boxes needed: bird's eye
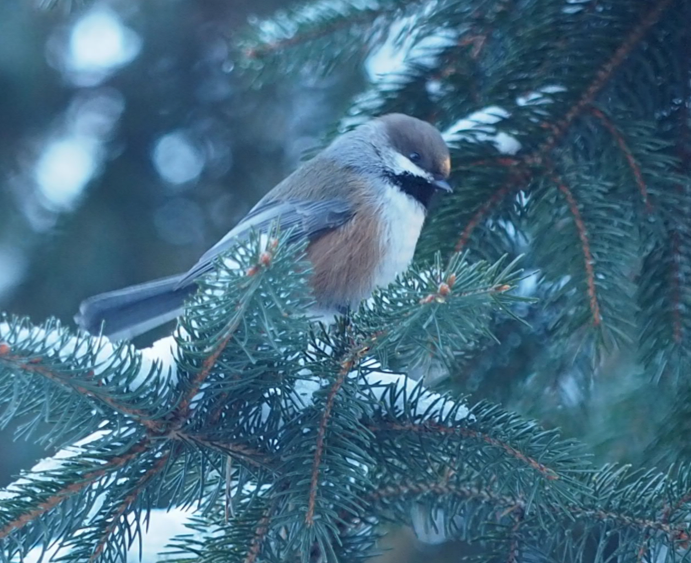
[409,152,421,163]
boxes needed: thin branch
[455,177,521,252]
[463,0,515,61]
[175,431,271,469]
[548,169,602,327]
[243,10,384,60]
[244,498,278,563]
[370,479,691,546]
[373,421,559,481]
[506,507,525,563]
[536,0,676,156]
[173,248,273,421]
[0,345,163,433]
[668,28,691,347]
[88,445,177,562]
[305,343,371,526]
[589,106,652,212]
[368,480,521,509]
[671,231,684,344]
[456,0,674,249]
[0,437,152,540]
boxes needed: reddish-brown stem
[0,348,163,433]
[537,0,675,155]
[374,421,559,480]
[507,509,524,563]
[0,437,152,540]
[369,480,521,508]
[370,479,691,544]
[455,180,517,253]
[589,106,652,212]
[668,26,691,347]
[457,1,674,250]
[305,345,370,525]
[244,11,381,59]
[244,499,278,563]
[671,231,684,344]
[549,170,602,327]
[89,446,176,562]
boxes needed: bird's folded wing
[175,199,353,288]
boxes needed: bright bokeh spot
[34,137,98,210]
[153,131,205,185]
[66,8,141,84]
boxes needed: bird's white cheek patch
[391,151,433,181]
[375,185,426,288]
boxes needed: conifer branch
[506,509,524,563]
[244,11,383,60]
[371,474,691,551]
[174,319,245,421]
[244,498,278,563]
[306,342,371,526]
[589,106,652,212]
[178,432,269,468]
[459,0,516,62]
[548,168,603,327]
[0,343,162,433]
[373,421,559,480]
[368,480,520,509]
[456,1,674,251]
[173,243,277,420]
[670,230,685,344]
[455,176,521,252]
[88,445,178,562]
[537,0,676,155]
[668,33,691,348]
[0,436,152,540]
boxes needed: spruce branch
[535,0,676,157]
[588,106,652,212]
[433,0,678,260]
[0,331,166,434]
[547,167,602,328]
[0,433,151,549]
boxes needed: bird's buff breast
[306,186,425,312]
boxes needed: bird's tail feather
[75,275,196,340]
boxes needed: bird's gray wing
[175,199,353,288]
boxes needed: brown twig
[456,179,518,252]
[173,250,271,421]
[373,421,559,481]
[536,0,675,156]
[244,498,279,563]
[670,231,685,344]
[0,437,152,540]
[368,480,521,509]
[370,478,691,550]
[589,106,652,212]
[456,0,674,250]
[548,169,602,327]
[668,26,691,347]
[243,10,382,60]
[506,507,525,563]
[89,446,177,562]
[0,346,163,433]
[305,343,371,526]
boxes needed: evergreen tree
[2,0,691,561]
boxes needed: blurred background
[0,0,367,484]
[4,2,688,560]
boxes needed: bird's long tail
[75,275,196,340]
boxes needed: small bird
[76,114,451,340]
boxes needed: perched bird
[76,114,452,340]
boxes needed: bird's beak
[433,177,453,192]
